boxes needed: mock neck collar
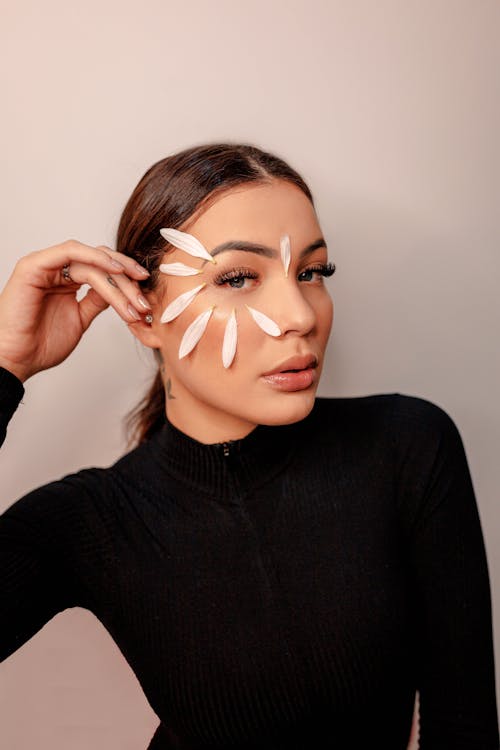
[148,407,313,500]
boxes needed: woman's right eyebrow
[201,238,327,265]
[211,240,276,259]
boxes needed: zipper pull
[222,442,231,457]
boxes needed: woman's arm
[0,367,83,661]
[0,239,150,383]
[395,397,499,748]
[0,489,81,662]
[0,240,149,660]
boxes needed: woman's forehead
[182,181,320,243]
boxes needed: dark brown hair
[117,142,314,446]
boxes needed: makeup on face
[158,227,335,373]
[139,182,335,442]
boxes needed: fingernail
[110,258,125,269]
[127,304,141,321]
[136,264,150,276]
[137,294,151,310]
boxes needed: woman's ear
[127,290,163,349]
[127,317,163,349]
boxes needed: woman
[0,143,498,749]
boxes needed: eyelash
[213,262,336,289]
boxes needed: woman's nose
[270,281,317,337]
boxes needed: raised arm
[0,240,149,660]
[0,239,151,384]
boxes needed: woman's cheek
[314,289,333,328]
[205,305,259,369]
[167,303,241,371]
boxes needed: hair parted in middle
[116,142,315,445]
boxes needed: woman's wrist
[0,364,25,401]
[0,357,31,384]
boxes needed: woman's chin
[255,389,318,426]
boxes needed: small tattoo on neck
[157,351,165,373]
[166,377,176,400]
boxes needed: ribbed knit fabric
[1,367,498,749]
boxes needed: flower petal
[245,305,281,337]
[159,262,203,276]
[280,234,291,277]
[222,308,237,368]
[160,283,206,323]
[160,228,215,264]
[178,306,214,359]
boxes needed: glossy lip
[262,353,318,376]
[261,366,318,392]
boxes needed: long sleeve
[395,397,499,748]
[0,368,80,662]
[0,366,24,447]
[1,381,498,747]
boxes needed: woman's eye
[226,276,247,289]
[299,269,316,282]
[298,263,336,283]
[299,268,323,282]
[214,270,258,290]
[214,263,335,289]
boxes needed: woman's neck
[165,399,258,445]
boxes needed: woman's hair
[117,142,315,446]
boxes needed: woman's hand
[0,239,151,382]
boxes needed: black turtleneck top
[0,366,498,749]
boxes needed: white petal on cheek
[280,234,291,277]
[222,308,238,369]
[245,305,281,337]
[159,228,215,264]
[178,307,215,359]
[159,262,203,276]
[160,283,206,323]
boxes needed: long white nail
[127,304,141,321]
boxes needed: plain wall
[1,1,498,747]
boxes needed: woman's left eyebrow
[202,238,327,263]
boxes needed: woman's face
[142,179,334,443]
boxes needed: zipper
[222,442,231,457]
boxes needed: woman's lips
[263,354,317,376]
[261,366,317,391]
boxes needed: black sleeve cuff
[0,367,25,435]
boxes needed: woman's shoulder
[308,391,462,448]
[313,390,456,421]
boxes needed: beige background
[1,0,499,747]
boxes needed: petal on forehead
[160,228,215,263]
[280,235,291,277]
